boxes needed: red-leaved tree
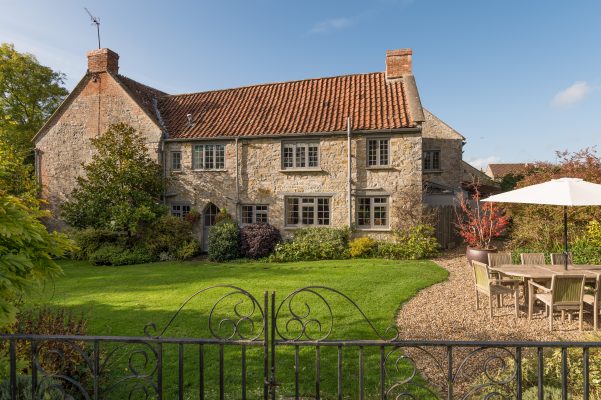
[455,189,510,249]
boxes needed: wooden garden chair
[520,253,546,265]
[583,274,601,330]
[472,261,519,319]
[528,275,586,331]
[550,252,573,265]
[489,252,524,300]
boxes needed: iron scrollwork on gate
[2,285,594,399]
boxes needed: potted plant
[455,188,509,265]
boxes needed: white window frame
[192,144,226,170]
[281,141,320,169]
[171,204,191,218]
[367,138,390,167]
[171,151,182,171]
[285,196,331,227]
[241,204,269,224]
[357,196,389,229]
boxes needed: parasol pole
[563,205,568,270]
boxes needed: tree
[0,43,68,154]
[0,140,39,207]
[0,192,74,327]
[62,123,166,234]
[508,148,601,250]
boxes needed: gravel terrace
[395,249,594,396]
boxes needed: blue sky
[2,0,600,168]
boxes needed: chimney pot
[386,48,412,80]
[87,48,119,74]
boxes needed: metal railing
[1,285,599,399]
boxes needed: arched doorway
[202,202,219,252]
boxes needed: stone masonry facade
[34,47,466,245]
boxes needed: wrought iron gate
[2,285,600,399]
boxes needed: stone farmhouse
[33,48,466,250]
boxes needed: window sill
[284,225,331,230]
[356,228,392,232]
[366,166,395,171]
[423,169,443,174]
[279,168,324,173]
[191,169,228,172]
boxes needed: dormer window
[282,141,319,169]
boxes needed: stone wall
[34,72,163,228]
[165,132,422,244]
[421,109,464,190]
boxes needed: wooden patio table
[489,264,601,316]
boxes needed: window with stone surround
[281,141,319,169]
[285,196,330,226]
[171,204,191,218]
[367,139,389,167]
[357,196,389,228]
[171,151,182,171]
[241,205,268,224]
[192,144,225,170]
[423,150,441,171]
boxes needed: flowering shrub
[455,189,509,249]
[349,237,378,258]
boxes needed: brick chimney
[386,48,412,80]
[87,48,119,74]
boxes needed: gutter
[163,127,421,143]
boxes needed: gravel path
[394,250,591,396]
[397,249,589,341]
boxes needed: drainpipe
[235,137,240,222]
[161,138,167,205]
[347,117,352,227]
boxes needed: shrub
[174,240,201,260]
[208,221,240,261]
[349,237,377,258]
[376,225,439,260]
[69,228,122,260]
[240,223,281,259]
[0,308,91,398]
[270,227,350,262]
[141,215,200,260]
[89,243,153,266]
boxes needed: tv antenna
[84,8,101,49]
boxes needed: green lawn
[28,258,447,399]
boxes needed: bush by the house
[69,228,122,260]
[70,215,201,266]
[270,227,350,262]
[376,225,440,260]
[349,236,377,258]
[141,215,200,261]
[89,243,153,266]
[208,221,240,261]
[240,223,281,259]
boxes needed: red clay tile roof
[487,163,529,179]
[115,74,168,129]
[157,72,417,139]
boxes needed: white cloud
[551,81,592,108]
[467,156,500,170]
[309,17,353,34]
